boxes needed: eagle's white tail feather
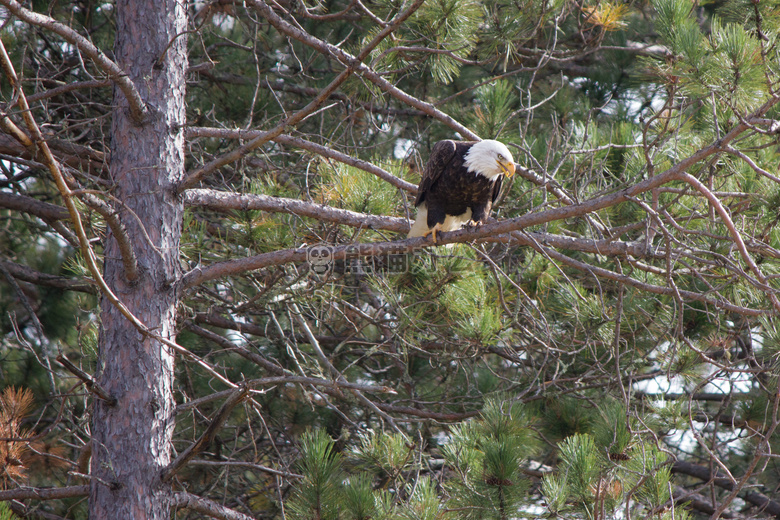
[408,203,429,238]
[442,208,472,231]
[408,204,473,240]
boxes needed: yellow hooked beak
[498,159,516,178]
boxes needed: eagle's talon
[422,228,438,244]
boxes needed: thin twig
[161,385,250,482]
[55,354,117,406]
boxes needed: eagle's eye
[497,154,505,161]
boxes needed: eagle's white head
[463,140,516,181]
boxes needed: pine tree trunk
[90,0,187,517]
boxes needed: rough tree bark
[89,0,187,517]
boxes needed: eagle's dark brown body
[414,141,503,228]
[409,140,510,240]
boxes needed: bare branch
[180,124,760,289]
[0,486,89,501]
[56,354,117,406]
[672,486,735,519]
[0,134,108,177]
[176,377,397,416]
[0,260,96,294]
[0,109,33,147]
[24,61,217,105]
[171,492,255,520]
[182,321,290,375]
[75,192,139,283]
[9,500,71,520]
[25,79,113,104]
[189,459,302,479]
[525,234,767,315]
[184,188,410,232]
[376,403,479,421]
[0,192,69,221]
[0,39,141,318]
[672,461,780,518]
[191,311,347,347]
[180,223,770,315]
[675,171,780,313]
[723,145,780,184]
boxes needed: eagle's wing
[414,140,458,207]
[491,174,503,204]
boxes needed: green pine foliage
[285,399,693,520]
[625,445,673,510]
[350,431,417,483]
[369,0,482,84]
[443,400,535,520]
[288,430,346,520]
[0,502,19,520]
[465,81,520,140]
[320,163,401,216]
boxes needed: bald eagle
[408,139,515,242]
